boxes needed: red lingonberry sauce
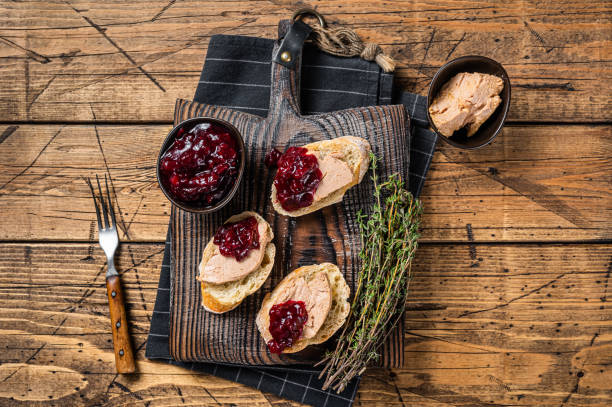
[159,123,239,206]
[272,147,322,211]
[267,300,308,354]
[213,216,260,261]
[264,148,282,168]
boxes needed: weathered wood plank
[0,243,610,405]
[0,0,609,123]
[0,124,609,242]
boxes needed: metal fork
[87,175,136,374]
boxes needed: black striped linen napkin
[146,34,437,407]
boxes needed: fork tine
[86,177,103,231]
[104,174,117,229]
[96,174,110,229]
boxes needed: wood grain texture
[168,30,409,365]
[0,124,609,243]
[0,242,609,406]
[0,0,609,123]
[105,275,136,374]
[0,1,609,405]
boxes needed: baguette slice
[198,211,275,314]
[256,263,350,354]
[271,136,371,217]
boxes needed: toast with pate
[271,136,371,217]
[256,263,350,354]
[197,211,275,314]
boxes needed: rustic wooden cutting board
[168,36,411,366]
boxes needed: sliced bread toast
[256,263,350,353]
[271,136,370,217]
[198,211,275,314]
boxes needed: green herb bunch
[317,153,422,392]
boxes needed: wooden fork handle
[106,275,136,374]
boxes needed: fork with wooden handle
[87,175,136,374]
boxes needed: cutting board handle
[268,20,312,118]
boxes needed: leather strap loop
[273,20,312,70]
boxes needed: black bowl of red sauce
[157,117,245,213]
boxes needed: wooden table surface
[0,1,610,406]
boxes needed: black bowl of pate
[427,55,511,149]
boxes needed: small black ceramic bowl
[156,117,245,214]
[426,55,511,149]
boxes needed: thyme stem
[318,154,422,392]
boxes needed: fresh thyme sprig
[316,153,422,392]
